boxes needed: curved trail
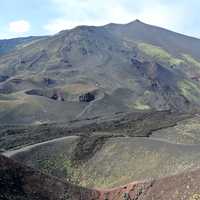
[2,135,79,157]
[3,133,200,158]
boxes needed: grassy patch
[152,117,200,145]
[128,99,151,110]
[134,100,151,110]
[77,139,199,188]
[178,80,200,102]
[38,154,81,184]
[182,54,200,69]
[126,79,137,89]
[138,43,183,66]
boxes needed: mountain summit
[0,20,200,124]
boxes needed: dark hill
[0,154,99,200]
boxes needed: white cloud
[45,0,138,34]
[44,0,197,37]
[9,20,30,34]
[44,19,87,34]
[136,4,184,30]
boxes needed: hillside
[1,154,200,200]
[0,154,98,200]
[2,20,200,199]
[2,111,198,189]
[0,20,200,124]
[0,36,46,56]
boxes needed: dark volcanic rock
[79,92,95,102]
[51,91,65,101]
[43,78,56,86]
[0,75,9,82]
[25,89,44,96]
[0,111,189,151]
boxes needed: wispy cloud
[45,0,138,33]
[1,0,200,39]
[9,20,30,34]
[44,0,200,38]
[0,19,31,39]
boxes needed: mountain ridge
[0,20,200,124]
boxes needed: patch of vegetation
[126,79,138,89]
[38,154,81,184]
[143,90,152,96]
[128,99,151,110]
[178,80,200,102]
[182,54,200,69]
[138,43,183,66]
[135,100,151,110]
[77,141,199,188]
[189,194,200,200]
[152,117,200,145]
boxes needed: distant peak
[104,20,143,29]
[135,19,141,23]
[126,19,144,26]
[131,19,144,24]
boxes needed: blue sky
[1,0,200,39]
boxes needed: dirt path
[2,135,79,157]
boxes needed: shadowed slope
[1,154,200,200]
[0,154,99,200]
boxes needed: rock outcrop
[79,92,95,102]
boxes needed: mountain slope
[105,20,200,59]
[0,154,99,200]
[0,20,200,124]
[0,36,47,56]
[2,154,200,200]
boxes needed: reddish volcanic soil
[97,170,200,200]
[96,181,153,200]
